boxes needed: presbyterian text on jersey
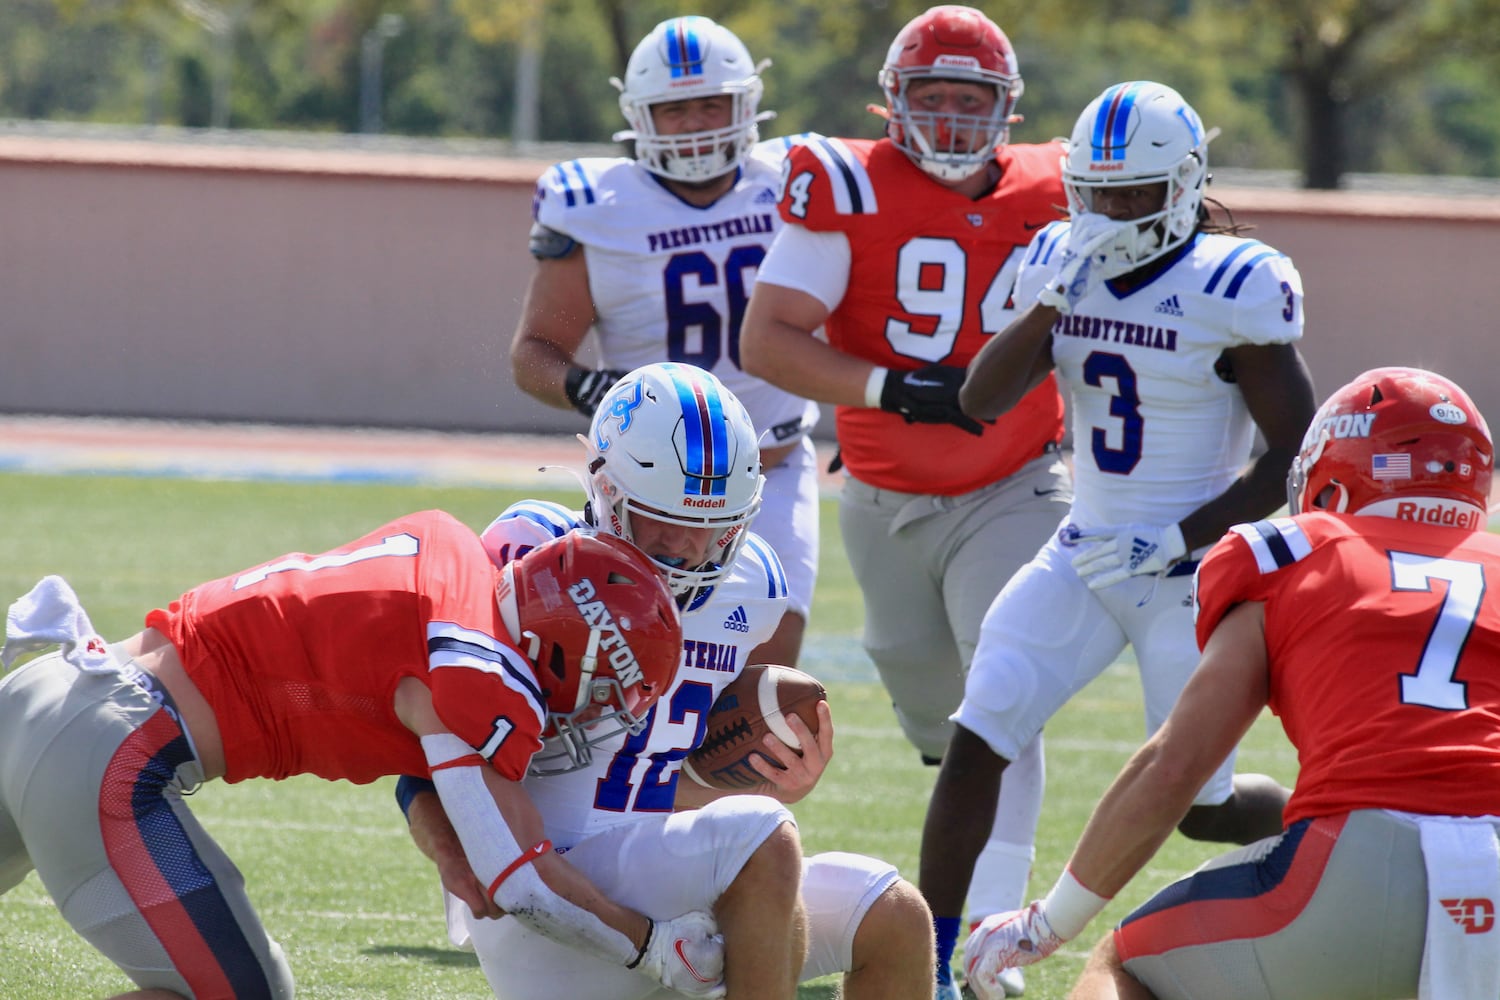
[646,213,775,252]
[1055,313,1178,352]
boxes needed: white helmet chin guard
[611,16,773,184]
[1063,81,1217,271]
[585,363,764,611]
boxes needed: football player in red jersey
[740,6,1066,995]
[962,367,1500,1000]
[0,519,756,999]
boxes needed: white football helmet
[585,363,764,611]
[611,16,773,183]
[878,5,1023,183]
[1062,81,1215,270]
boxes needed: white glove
[1036,212,1132,314]
[963,903,1064,998]
[1065,522,1186,591]
[630,910,726,998]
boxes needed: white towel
[1417,815,1500,1000]
[444,889,477,952]
[2,575,116,674]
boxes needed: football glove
[1065,522,1187,591]
[1036,213,1132,315]
[629,910,726,998]
[963,903,1064,998]
[878,364,985,436]
[564,366,630,417]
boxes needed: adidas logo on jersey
[723,605,751,633]
[1155,294,1184,317]
[755,188,778,204]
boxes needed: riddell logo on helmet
[567,579,645,688]
[1393,500,1483,531]
[932,55,980,71]
[682,496,727,509]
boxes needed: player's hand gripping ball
[682,665,827,790]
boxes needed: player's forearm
[960,303,1056,420]
[510,334,578,410]
[741,318,873,406]
[1065,737,1200,899]
[1177,443,1298,551]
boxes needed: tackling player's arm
[398,777,500,920]
[1176,342,1317,550]
[959,303,1058,421]
[393,677,653,962]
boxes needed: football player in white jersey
[400,364,934,1000]
[509,15,820,669]
[917,81,1318,989]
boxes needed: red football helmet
[878,5,1023,183]
[1288,367,1493,526]
[496,531,683,774]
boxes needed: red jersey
[146,510,546,785]
[777,137,1066,495]
[1195,511,1500,824]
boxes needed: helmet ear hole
[547,643,568,684]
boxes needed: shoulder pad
[738,534,790,601]
[1226,518,1314,575]
[780,138,880,229]
[1200,239,1286,300]
[528,221,577,260]
[480,503,584,567]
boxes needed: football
[681,664,827,791]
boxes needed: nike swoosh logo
[1023,220,1048,230]
[907,379,944,388]
[674,939,714,983]
[1034,487,1062,497]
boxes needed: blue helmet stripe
[662,364,728,496]
[1092,82,1142,160]
[667,18,705,79]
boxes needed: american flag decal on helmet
[660,363,729,497]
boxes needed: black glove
[878,364,985,436]
[563,367,630,417]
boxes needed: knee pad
[799,851,900,982]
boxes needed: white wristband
[1040,868,1110,941]
[864,366,889,409]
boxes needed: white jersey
[478,500,788,848]
[1017,224,1305,529]
[533,137,821,446]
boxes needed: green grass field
[0,471,1299,998]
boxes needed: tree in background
[7,0,1500,188]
